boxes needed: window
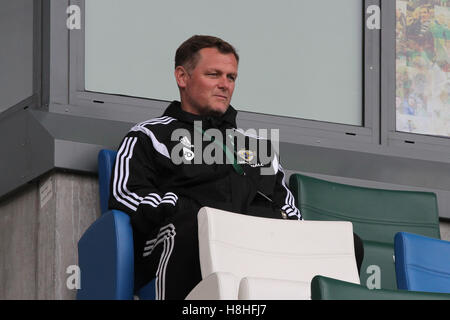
[396,0,450,138]
[84,0,363,126]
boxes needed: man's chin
[206,104,229,117]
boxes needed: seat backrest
[98,149,118,214]
[197,207,360,285]
[289,174,441,245]
[289,174,441,290]
[77,210,134,300]
[311,275,450,300]
[395,232,450,293]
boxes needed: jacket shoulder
[129,116,179,137]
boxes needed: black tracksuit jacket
[109,101,302,299]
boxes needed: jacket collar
[163,101,237,129]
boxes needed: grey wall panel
[0,109,54,200]
[280,141,450,193]
[0,0,34,113]
[31,109,132,147]
[31,109,134,172]
[54,140,105,173]
[0,109,133,200]
[0,110,32,196]
[28,109,54,181]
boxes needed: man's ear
[175,66,189,89]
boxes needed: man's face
[176,47,238,116]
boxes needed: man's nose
[218,76,231,90]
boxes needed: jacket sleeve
[108,130,179,235]
[270,155,303,220]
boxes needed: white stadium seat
[186,207,360,300]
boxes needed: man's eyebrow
[205,69,237,77]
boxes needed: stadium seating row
[76,150,450,300]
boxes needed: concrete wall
[0,170,449,299]
[0,171,100,299]
[0,179,38,299]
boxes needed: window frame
[62,0,380,149]
[383,0,450,156]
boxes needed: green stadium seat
[289,174,441,290]
[311,276,450,300]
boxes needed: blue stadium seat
[395,232,450,294]
[77,149,155,300]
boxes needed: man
[109,35,363,299]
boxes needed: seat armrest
[239,277,311,300]
[185,272,240,300]
[77,210,134,300]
